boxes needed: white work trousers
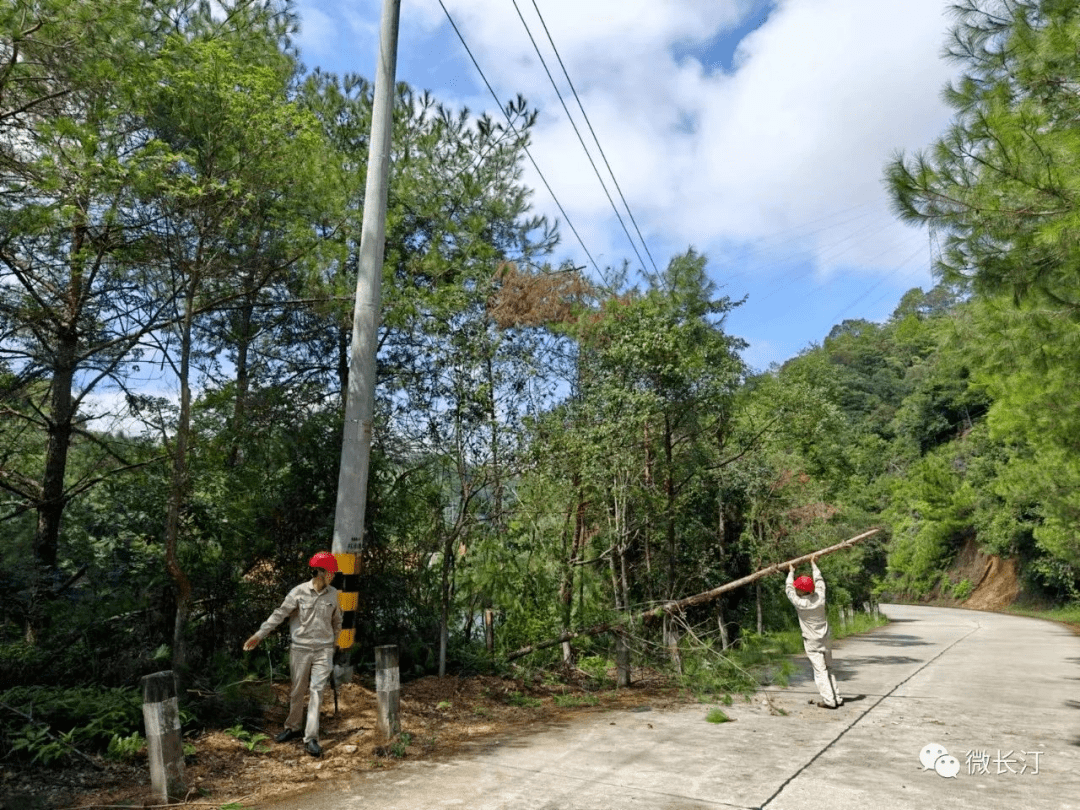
[804,641,841,707]
[285,646,333,742]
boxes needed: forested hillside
[1,0,1077,760]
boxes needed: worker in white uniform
[785,555,843,708]
[244,552,343,756]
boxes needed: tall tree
[886,0,1080,590]
[887,0,1080,308]
[134,2,336,679]
[0,0,178,591]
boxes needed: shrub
[0,685,142,764]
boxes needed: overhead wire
[509,0,649,274]
[824,241,928,324]
[520,0,660,276]
[435,0,601,275]
[712,201,885,290]
[438,1,929,348]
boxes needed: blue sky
[291,0,962,371]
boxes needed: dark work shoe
[305,739,323,757]
[275,728,302,743]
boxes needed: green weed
[553,693,599,708]
[1,685,142,764]
[225,724,270,753]
[388,731,412,758]
[106,732,145,762]
[504,691,542,708]
[577,656,613,687]
[705,708,731,724]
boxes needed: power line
[528,0,661,277]
[512,0,657,276]
[436,0,600,275]
[825,241,927,325]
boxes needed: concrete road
[263,605,1080,810]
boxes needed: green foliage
[553,693,599,708]
[106,732,145,762]
[577,656,614,688]
[0,685,141,764]
[9,724,75,766]
[387,731,413,758]
[950,579,975,601]
[705,708,731,724]
[503,691,542,708]
[226,724,270,753]
[675,633,796,697]
[888,0,1080,305]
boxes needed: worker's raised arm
[811,558,825,599]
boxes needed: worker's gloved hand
[243,635,260,651]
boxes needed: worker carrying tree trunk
[785,555,843,709]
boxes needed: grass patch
[1006,602,1080,631]
[553,693,600,708]
[705,708,731,724]
[504,691,542,708]
[833,608,889,640]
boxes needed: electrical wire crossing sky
[295,0,962,369]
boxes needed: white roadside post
[141,671,186,803]
[375,645,400,739]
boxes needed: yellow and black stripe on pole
[334,553,360,649]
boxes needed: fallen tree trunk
[505,527,880,661]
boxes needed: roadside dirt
[919,535,1021,611]
[955,535,1021,610]
[11,669,691,810]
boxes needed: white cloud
[394,1,954,276]
[296,0,963,360]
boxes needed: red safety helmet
[793,575,814,593]
[309,552,338,574]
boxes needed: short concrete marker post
[375,645,400,739]
[141,671,186,804]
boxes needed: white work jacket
[255,580,343,651]
[785,562,830,651]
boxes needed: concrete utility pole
[332,0,401,555]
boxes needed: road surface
[262,604,1080,810]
